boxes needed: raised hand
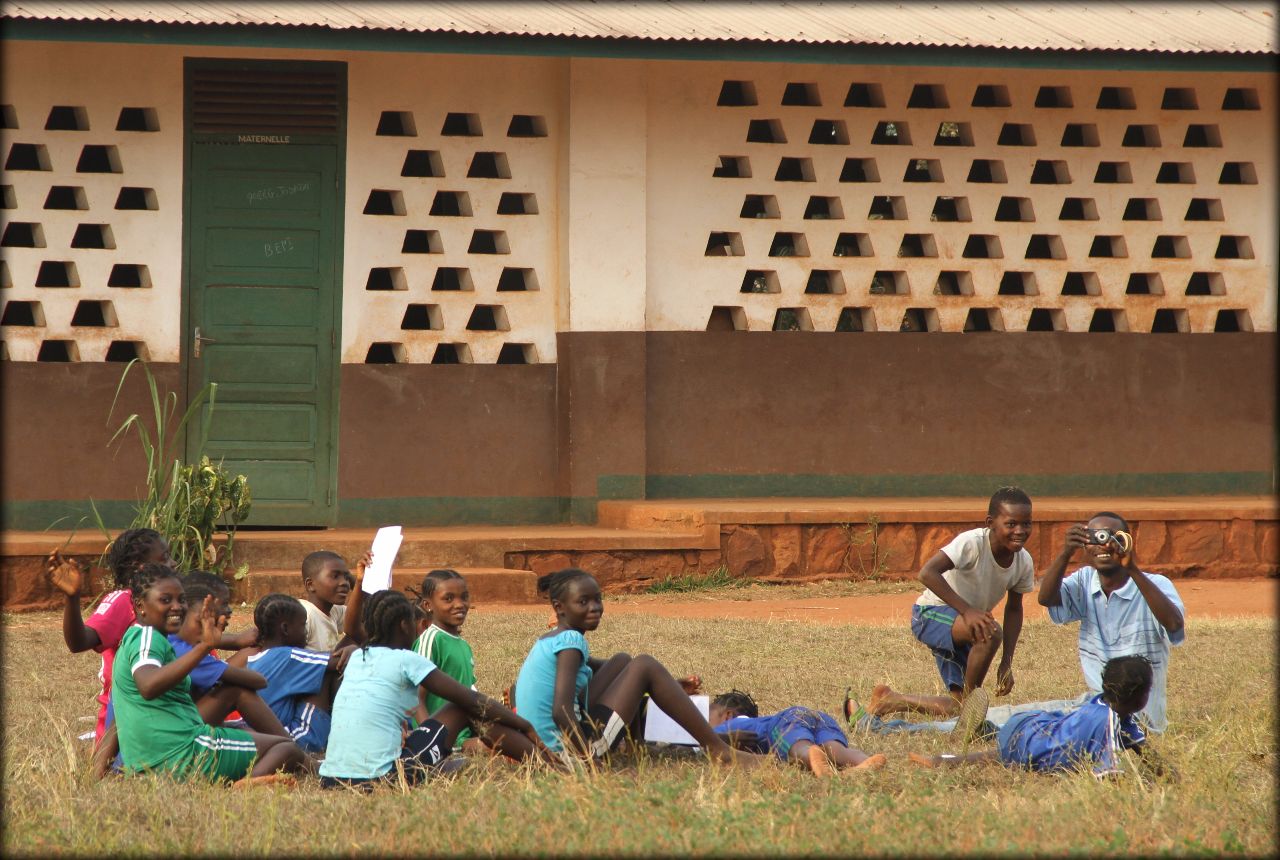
[354,551,373,584]
[198,595,224,649]
[47,551,85,597]
[1063,524,1089,555]
[677,675,703,695]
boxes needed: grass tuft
[644,565,750,594]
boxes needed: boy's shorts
[554,703,629,767]
[995,711,1043,768]
[770,707,847,761]
[170,727,258,782]
[286,704,332,753]
[911,604,970,691]
[320,720,452,790]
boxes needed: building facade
[2,6,1275,529]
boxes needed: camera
[1084,528,1132,553]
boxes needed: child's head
[1101,655,1153,716]
[129,562,186,633]
[108,528,171,589]
[412,569,469,635]
[537,568,602,632]
[411,604,430,637]
[253,593,309,648]
[301,550,353,608]
[709,689,759,727]
[985,486,1033,555]
[361,589,417,650]
[178,570,232,638]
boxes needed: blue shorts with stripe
[286,703,332,753]
[910,604,970,691]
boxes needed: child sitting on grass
[867,486,1035,723]
[235,593,353,753]
[300,550,357,652]
[112,563,310,782]
[410,570,483,753]
[514,568,762,768]
[908,655,1153,777]
[710,690,886,777]
[319,590,553,788]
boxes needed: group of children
[49,484,1159,786]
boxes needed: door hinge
[327,488,333,506]
[331,329,336,347]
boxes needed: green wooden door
[185,141,341,525]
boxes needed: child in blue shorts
[864,487,1034,724]
[236,593,354,752]
[908,655,1153,777]
[710,691,886,776]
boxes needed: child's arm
[47,553,102,653]
[551,649,586,746]
[218,626,259,650]
[421,668,555,762]
[918,551,998,641]
[996,591,1024,695]
[217,664,268,690]
[132,596,223,700]
[340,552,373,645]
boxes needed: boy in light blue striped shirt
[1038,511,1186,732]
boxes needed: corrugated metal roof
[4,2,1276,54]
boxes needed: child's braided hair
[407,568,465,603]
[712,689,760,719]
[129,561,183,599]
[536,568,595,604]
[108,528,167,589]
[362,589,414,650]
[181,570,228,609]
[1101,655,1153,712]
[253,593,306,646]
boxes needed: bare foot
[868,684,895,717]
[907,752,939,769]
[851,753,887,771]
[808,746,836,778]
[233,772,298,789]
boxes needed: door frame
[180,57,348,526]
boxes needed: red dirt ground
[476,579,1277,624]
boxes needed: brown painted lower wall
[1,362,179,504]
[644,332,1276,480]
[336,363,558,499]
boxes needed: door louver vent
[191,66,341,135]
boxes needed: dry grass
[3,600,1275,856]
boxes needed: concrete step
[231,567,540,605]
[597,495,1280,531]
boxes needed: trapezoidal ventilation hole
[107,264,148,288]
[1026,309,1066,331]
[116,107,159,132]
[835,307,874,331]
[497,268,538,291]
[432,267,473,291]
[115,187,157,210]
[430,191,472,217]
[441,113,481,137]
[1,300,44,326]
[5,143,50,171]
[740,271,779,294]
[1185,272,1225,296]
[401,150,442,178]
[377,111,416,137]
[506,115,547,137]
[467,152,510,179]
[106,341,149,361]
[717,80,757,107]
[37,341,78,362]
[804,196,842,219]
[934,271,973,296]
[45,186,87,210]
[431,343,472,364]
[706,232,744,257]
[45,106,88,131]
[497,193,537,215]
[1,222,45,248]
[71,223,115,249]
[365,267,406,291]
[364,342,404,364]
[1151,309,1188,333]
[363,190,405,216]
[400,303,442,330]
[772,308,813,331]
[706,306,747,331]
[71,299,117,327]
[497,343,536,364]
[402,229,442,254]
[781,83,820,106]
[37,262,79,287]
[713,156,751,178]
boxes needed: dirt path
[477,579,1276,625]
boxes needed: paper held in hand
[363,526,403,593]
[643,695,710,745]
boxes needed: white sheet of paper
[644,694,709,745]
[363,525,402,593]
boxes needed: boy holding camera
[1038,512,1185,732]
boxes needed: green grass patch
[3,598,1276,855]
[644,565,751,594]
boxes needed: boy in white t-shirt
[864,487,1034,724]
[300,551,355,652]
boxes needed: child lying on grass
[908,655,1153,778]
[709,691,886,777]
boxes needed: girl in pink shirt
[49,528,171,745]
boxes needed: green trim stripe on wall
[5,471,1270,530]
[4,18,1275,71]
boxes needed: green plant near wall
[90,360,252,579]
